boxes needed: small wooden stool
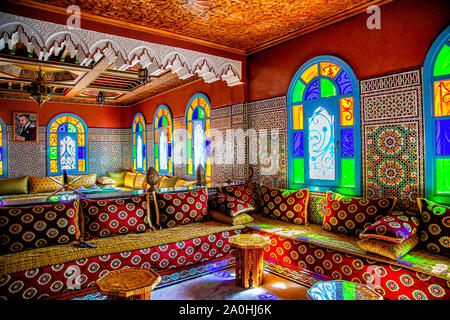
[96,268,161,300]
[229,233,270,289]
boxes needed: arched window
[132,113,147,172]
[47,113,88,176]
[153,105,173,175]
[0,118,7,178]
[287,56,361,195]
[185,93,211,180]
[424,26,450,204]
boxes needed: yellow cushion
[29,176,63,194]
[158,176,179,188]
[209,209,254,226]
[97,176,117,185]
[174,179,197,187]
[134,173,147,190]
[124,172,138,188]
[0,176,30,195]
[357,235,419,260]
[105,171,128,186]
[68,173,97,189]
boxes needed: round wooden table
[229,233,270,289]
[96,268,161,300]
[306,280,383,300]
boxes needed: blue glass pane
[168,142,172,158]
[305,79,320,100]
[0,147,2,161]
[436,119,450,155]
[336,70,352,95]
[341,128,354,157]
[143,144,146,157]
[292,131,304,157]
[158,117,164,128]
[78,146,86,160]
[206,139,211,157]
[57,123,68,133]
[192,108,199,120]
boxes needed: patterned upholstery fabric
[123,172,138,188]
[357,235,419,260]
[153,187,208,229]
[68,174,97,189]
[209,192,254,217]
[29,176,63,194]
[80,194,152,240]
[175,179,197,187]
[260,184,309,225]
[134,173,147,190]
[209,209,254,225]
[96,176,116,185]
[0,200,81,254]
[219,181,260,212]
[360,210,420,243]
[105,171,127,187]
[417,198,450,256]
[323,191,397,237]
[158,176,179,188]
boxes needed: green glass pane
[49,147,58,160]
[292,80,305,103]
[133,146,137,158]
[434,44,450,77]
[154,144,158,158]
[293,158,304,184]
[187,139,192,158]
[341,158,355,188]
[320,78,337,98]
[68,123,77,133]
[198,108,205,119]
[162,116,168,127]
[138,122,143,132]
[436,158,450,194]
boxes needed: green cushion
[159,176,179,188]
[105,171,127,187]
[0,176,30,195]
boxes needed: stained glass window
[424,27,450,204]
[185,93,211,180]
[287,56,361,195]
[153,105,172,175]
[132,113,147,172]
[0,118,6,178]
[47,113,88,176]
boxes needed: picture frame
[12,112,38,142]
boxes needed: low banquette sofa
[1,180,449,300]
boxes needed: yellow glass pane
[56,116,67,125]
[205,119,211,138]
[169,158,172,173]
[0,133,2,147]
[292,105,303,130]
[155,158,159,171]
[50,134,58,146]
[76,122,84,133]
[204,103,210,118]
[143,158,146,170]
[68,116,78,125]
[320,62,341,79]
[191,98,199,109]
[78,160,85,172]
[142,131,146,142]
[187,123,192,139]
[340,97,354,126]
[188,158,193,174]
[154,131,158,144]
[157,109,163,119]
[50,122,59,133]
[0,162,3,175]
[50,160,58,173]
[187,106,193,121]
[434,80,450,117]
[78,134,85,147]
[168,129,172,141]
[300,64,318,84]
[198,97,206,107]
[206,158,211,178]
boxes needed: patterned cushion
[134,173,147,190]
[123,172,138,188]
[260,184,309,225]
[80,194,152,240]
[153,187,208,229]
[0,176,30,195]
[323,191,397,237]
[219,181,260,212]
[417,198,450,256]
[29,176,63,194]
[209,209,254,226]
[208,192,254,217]
[105,171,127,187]
[68,173,97,189]
[175,179,197,187]
[97,176,117,185]
[357,235,419,260]
[158,176,179,188]
[0,200,81,254]
[359,210,420,243]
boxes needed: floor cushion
[417,198,449,256]
[219,181,260,212]
[29,176,63,194]
[0,176,30,195]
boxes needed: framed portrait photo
[13,112,38,142]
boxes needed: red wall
[0,98,130,128]
[247,0,450,101]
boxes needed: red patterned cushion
[209,192,254,217]
[417,198,450,256]
[359,210,420,243]
[323,191,397,237]
[260,184,309,225]
[80,194,151,240]
[219,181,260,212]
[153,187,208,229]
[0,200,81,254]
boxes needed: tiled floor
[151,267,309,300]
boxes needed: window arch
[185,93,211,180]
[424,26,450,204]
[287,55,361,195]
[153,105,173,175]
[0,118,7,178]
[47,113,88,176]
[132,113,147,172]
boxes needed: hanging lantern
[27,67,53,107]
[138,67,148,84]
[96,91,105,106]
